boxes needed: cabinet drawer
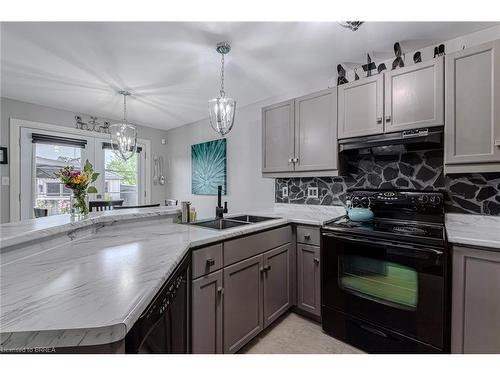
[224,226,292,266]
[192,243,223,279]
[296,225,320,246]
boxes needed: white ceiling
[1,22,497,130]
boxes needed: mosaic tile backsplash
[275,149,500,215]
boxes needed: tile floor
[239,312,364,354]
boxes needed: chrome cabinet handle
[260,266,265,273]
[304,234,311,240]
[495,139,500,147]
[313,257,320,264]
[376,117,382,124]
[263,265,271,272]
[288,157,293,164]
[217,286,224,295]
[293,157,299,164]
[385,116,391,123]
[206,259,215,267]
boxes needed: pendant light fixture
[338,21,364,31]
[110,90,137,161]
[208,42,236,137]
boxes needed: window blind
[32,133,87,148]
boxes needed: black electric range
[321,189,450,354]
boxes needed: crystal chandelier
[208,42,236,137]
[110,90,137,161]
[338,21,364,31]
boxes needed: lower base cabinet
[263,244,292,327]
[452,245,500,353]
[224,244,292,353]
[296,244,321,318]
[191,270,223,354]
[224,254,264,353]
[191,226,293,354]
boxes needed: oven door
[321,231,445,348]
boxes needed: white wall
[0,97,170,223]
[165,24,500,219]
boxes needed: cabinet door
[262,100,295,173]
[191,270,223,354]
[338,75,384,139]
[445,40,500,165]
[223,254,264,353]
[297,244,321,317]
[384,57,444,132]
[294,89,338,171]
[263,244,292,328]
[452,246,500,353]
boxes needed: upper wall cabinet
[338,75,384,139]
[294,89,337,172]
[445,40,500,173]
[338,58,444,140]
[261,100,295,173]
[384,57,444,132]
[262,88,338,177]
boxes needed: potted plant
[56,160,99,218]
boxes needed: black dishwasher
[126,253,191,353]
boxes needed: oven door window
[340,254,418,310]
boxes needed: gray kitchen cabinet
[191,226,293,354]
[296,243,321,318]
[294,89,338,172]
[261,99,295,173]
[451,245,500,353]
[263,244,292,328]
[384,57,444,133]
[338,75,384,139]
[262,89,338,177]
[192,270,223,354]
[223,254,264,353]
[445,39,500,173]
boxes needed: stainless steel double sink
[189,215,278,230]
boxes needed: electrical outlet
[307,187,318,199]
[1,176,9,186]
[282,186,288,198]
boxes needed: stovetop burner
[323,216,445,246]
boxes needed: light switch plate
[307,187,318,198]
[1,176,10,186]
[282,186,288,198]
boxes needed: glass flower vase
[70,192,89,218]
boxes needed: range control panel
[348,190,444,209]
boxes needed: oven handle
[321,232,443,256]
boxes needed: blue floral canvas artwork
[191,139,227,195]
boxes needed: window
[104,149,139,206]
[34,142,82,216]
[17,122,149,221]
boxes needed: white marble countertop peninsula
[0,206,182,249]
[0,204,345,351]
[445,213,500,250]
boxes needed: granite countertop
[0,204,345,351]
[445,213,500,250]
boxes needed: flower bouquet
[55,160,99,217]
